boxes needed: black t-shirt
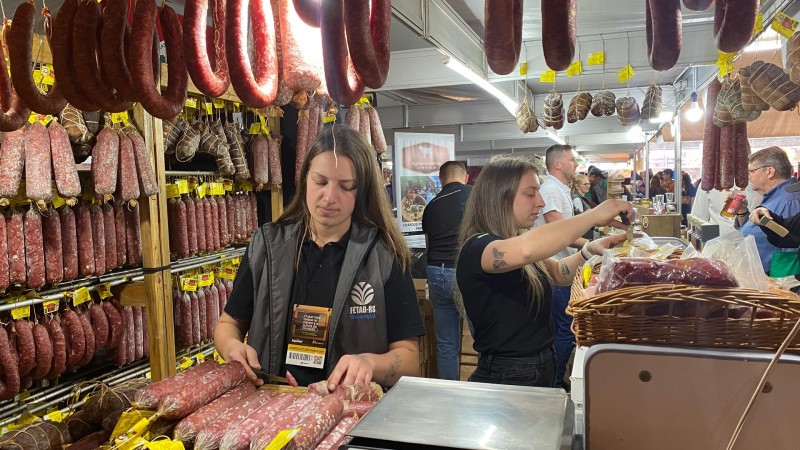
[225,229,425,385]
[421,182,472,266]
[456,233,554,357]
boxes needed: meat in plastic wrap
[596,257,738,293]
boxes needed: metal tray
[348,377,567,449]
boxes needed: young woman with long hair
[456,155,634,387]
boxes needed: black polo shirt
[225,228,424,386]
[421,182,472,267]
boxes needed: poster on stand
[393,132,455,234]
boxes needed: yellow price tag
[72,287,91,306]
[178,357,194,371]
[195,353,205,364]
[240,180,254,192]
[539,70,556,83]
[754,12,764,33]
[223,179,233,192]
[232,257,241,266]
[112,410,155,445]
[97,283,113,299]
[248,123,262,135]
[617,64,636,83]
[44,410,64,423]
[32,69,43,86]
[198,272,215,287]
[265,428,301,450]
[213,350,225,364]
[165,184,180,199]
[181,276,198,292]
[772,11,799,39]
[184,97,198,109]
[41,65,55,86]
[197,183,207,199]
[188,176,198,191]
[11,305,31,320]
[147,440,185,450]
[587,52,605,65]
[52,193,66,209]
[175,179,189,195]
[110,113,124,124]
[218,266,237,280]
[43,300,60,314]
[582,264,593,288]
[145,371,152,379]
[322,112,336,124]
[719,60,734,77]
[213,99,226,109]
[518,61,528,76]
[566,60,583,77]
[205,102,213,116]
[359,96,370,105]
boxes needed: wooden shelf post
[132,105,176,381]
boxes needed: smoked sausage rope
[101,0,139,102]
[321,0,364,106]
[646,0,682,71]
[50,0,99,112]
[71,0,132,113]
[292,0,320,27]
[541,0,576,72]
[226,0,279,108]
[343,0,391,88]
[130,1,187,120]
[714,0,759,54]
[484,0,522,75]
[7,1,67,115]
[701,78,723,192]
[184,0,230,97]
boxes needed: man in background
[535,145,585,390]
[422,161,472,380]
[733,147,800,274]
[587,166,607,207]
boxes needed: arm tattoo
[560,262,571,278]
[381,354,402,385]
[492,247,508,269]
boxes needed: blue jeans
[426,265,461,380]
[468,349,556,387]
[551,284,575,389]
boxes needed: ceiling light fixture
[443,55,518,116]
[546,129,567,145]
[685,92,703,122]
[649,110,674,124]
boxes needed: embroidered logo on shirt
[350,282,374,305]
[350,282,377,319]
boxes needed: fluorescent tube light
[443,56,518,115]
[546,129,566,145]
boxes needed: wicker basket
[568,264,800,352]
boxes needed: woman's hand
[589,199,636,227]
[325,354,375,392]
[586,233,629,256]
[750,207,772,224]
[220,340,263,386]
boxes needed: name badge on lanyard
[286,305,331,369]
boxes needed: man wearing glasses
[732,147,800,274]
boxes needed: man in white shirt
[691,185,763,236]
[534,145,585,390]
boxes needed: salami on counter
[156,362,247,420]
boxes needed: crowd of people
[212,127,800,395]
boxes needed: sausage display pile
[126,361,379,450]
[173,272,236,350]
[0,299,148,401]
[167,191,258,260]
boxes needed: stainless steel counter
[347,377,568,449]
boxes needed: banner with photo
[393,132,455,234]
